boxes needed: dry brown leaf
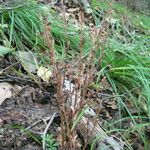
[37,66,52,83]
[0,82,22,105]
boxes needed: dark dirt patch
[0,55,59,149]
[0,84,59,150]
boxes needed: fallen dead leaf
[0,82,21,105]
[16,51,38,73]
[37,66,52,83]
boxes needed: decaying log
[78,117,124,150]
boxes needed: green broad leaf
[0,45,11,56]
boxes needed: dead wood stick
[42,112,57,150]
[78,117,123,150]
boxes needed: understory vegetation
[0,0,150,149]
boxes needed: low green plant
[41,134,59,150]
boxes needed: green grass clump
[0,1,45,51]
[91,0,150,32]
[90,1,150,148]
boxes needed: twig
[25,118,50,131]
[42,112,57,150]
[25,112,59,131]
[0,74,36,84]
[0,62,19,76]
[26,120,42,131]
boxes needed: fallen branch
[42,112,57,150]
[78,117,123,150]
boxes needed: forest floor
[0,0,150,150]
